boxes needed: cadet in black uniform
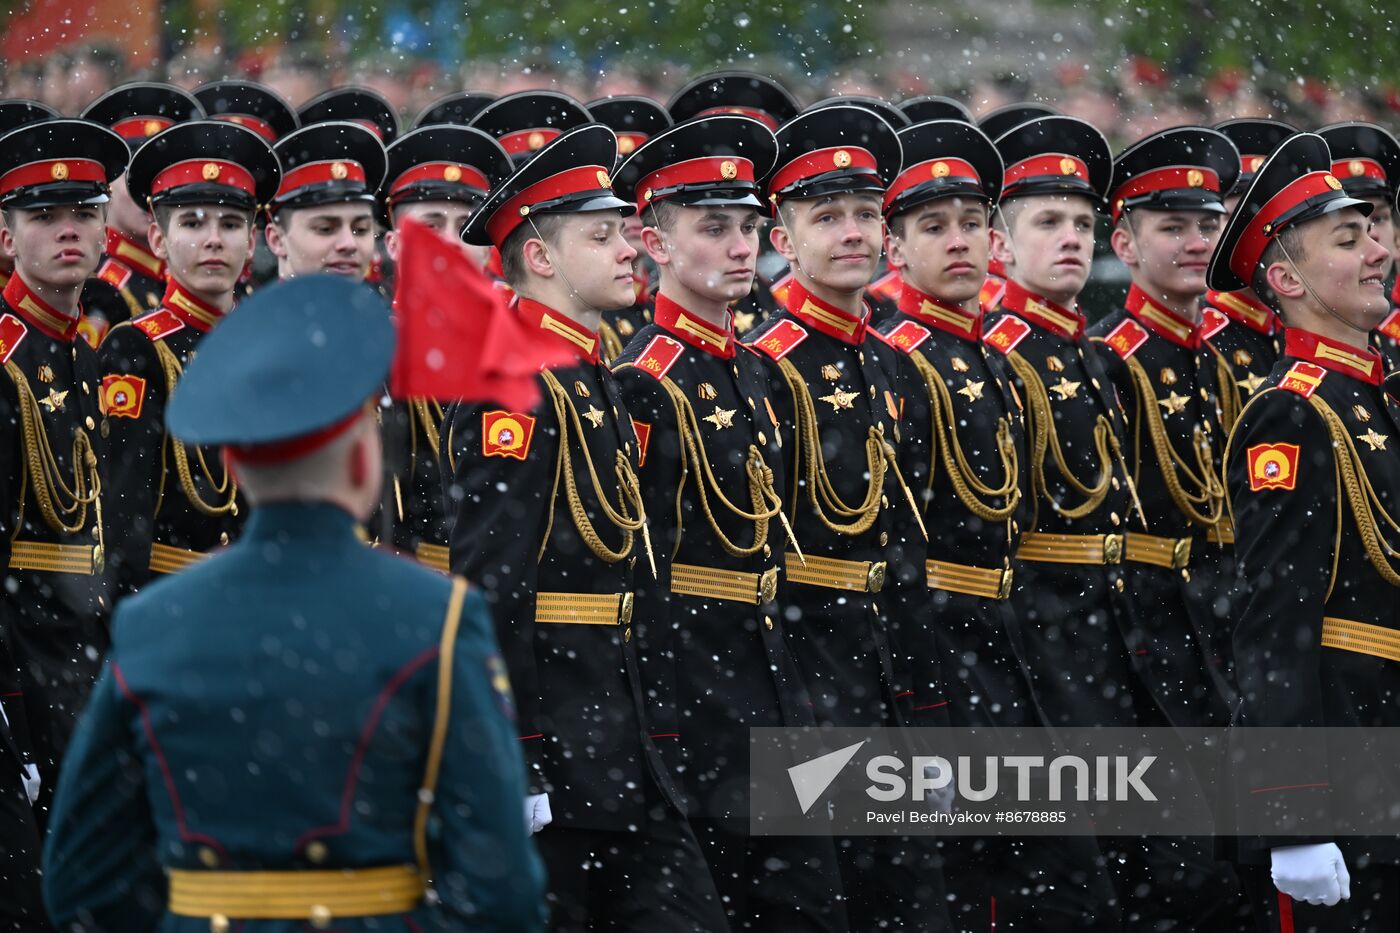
[470,90,593,167]
[79,83,205,345]
[0,100,60,297]
[379,124,513,570]
[611,113,848,931]
[446,124,726,932]
[1213,131,1400,933]
[98,121,280,596]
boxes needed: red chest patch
[749,319,809,361]
[133,309,185,342]
[0,313,28,365]
[879,320,932,354]
[982,315,1031,356]
[1278,362,1327,399]
[1103,317,1150,360]
[633,335,685,381]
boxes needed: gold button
[85,416,95,430]
[764,615,774,630]
[879,532,888,546]
[881,495,889,508]
[758,432,767,445]
[197,846,219,868]
[763,544,771,558]
[310,905,333,929]
[230,503,238,517]
[219,532,230,545]
[1110,512,1121,527]
[305,840,327,863]
[1111,477,1121,490]
[624,627,632,642]
[1115,577,1125,592]
[1091,378,1100,389]
[82,381,89,393]
[210,915,230,933]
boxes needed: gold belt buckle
[866,560,887,593]
[619,592,635,626]
[1171,537,1191,569]
[759,567,778,604]
[1102,534,1123,565]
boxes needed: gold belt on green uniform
[671,562,779,604]
[7,540,101,575]
[926,559,1013,600]
[784,553,886,593]
[167,864,423,924]
[1320,616,1400,664]
[1124,532,1192,570]
[535,591,635,626]
[1016,532,1123,566]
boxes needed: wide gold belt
[415,542,450,573]
[671,562,778,604]
[1320,616,1400,664]
[1206,520,1234,546]
[1124,532,1192,570]
[927,559,1013,600]
[1016,532,1123,566]
[149,541,208,575]
[168,864,423,922]
[785,553,886,593]
[8,540,101,575]
[535,591,634,625]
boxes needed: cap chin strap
[526,214,606,318]
[773,202,811,285]
[1274,237,1369,337]
[990,201,1019,279]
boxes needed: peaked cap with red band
[765,104,902,205]
[126,121,281,210]
[81,82,204,151]
[613,114,776,215]
[1214,118,1296,196]
[884,118,1002,219]
[586,96,673,162]
[296,86,399,144]
[0,100,59,136]
[898,95,974,126]
[1108,125,1238,222]
[1207,132,1372,294]
[380,125,512,227]
[166,275,393,461]
[805,95,911,130]
[977,101,1060,142]
[666,71,800,130]
[0,119,128,209]
[1317,121,1400,201]
[992,114,1112,202]
[194,80,300,142]
[470,91,593,166]
[271,121,387,210]
[461,123,634,248]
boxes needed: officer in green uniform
[43,275,546,932]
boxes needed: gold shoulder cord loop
[911,350,1020,522]
[598,321,624,364]
[1308,395,1400,586]
[540,371,654,574]
[153,342,237,516]
[1123,356,1226,529]
[1215,350,1242,433]
[5,360,105,562]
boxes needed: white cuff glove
[20,764,39,805]
[1271,843,1350,906]
[525,793,552,835]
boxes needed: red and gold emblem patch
[635,335,684,382]
[982,315,1031,356]
[880,320,931,353]
[481,411,536,460]
[749,320,809,361]
[1278,362,1327,399]
[1247,443,1300,492]
[133,309,185,342]
[97,258,133,291]
[100,373,147,419]
[1103,317,1149,360]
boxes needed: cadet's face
[386,200,485,268]
[886,197,989,305]
[621,213,646,255]
[653,206,760,305]
[151,206,255,299]
[552,212,638,310]
[775,193,884,292]
[1296,208,1391,328]
[0,204,106,290]
[268,202,376,279]
[997,195,1096,303]
[107,174,153,240]
[1113,210,1221,302]
[1362,196,1396,277]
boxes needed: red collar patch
[1206,288,1277,335]
[0,313,28,364]
[1284,328,1381,385]
[1377,309,1400,343]
[1126,284,1200,350]
[163,279,226,333]
[3,273,79,342]
[785,279,867,345]
[517,298,600,364]
[899,282,981,342]
[653,293,733,359]
[1000,279,1083,341]
[1201,307,1229,341]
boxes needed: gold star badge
[37,364,54,384]
[819,388,859,410]
[1048,377,1080,401]
[1239,372,1266,395]
[697,382,718,401]
[583,405,605,428]
[1046,356,1065,373]
[1353,404,1372,423]
[950,356,969,374]
[732,310,756,334]
[820,363,842,381]
[1159,367,1177,386]
[703,406,736,430]
[1358,429,1388,451]
[1157,390,1189,415]
[39,388,68,413]
[957,379,985,402]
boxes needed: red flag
[390,217,575,409]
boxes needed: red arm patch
[97,259,133,291]
[982,315,1031,356]
[632,335,685,381]
[481,411,536,460]
[1201,307,1229,340]
[1103,317,1150,360]
[101,374,147,419]
[1278,362,1327,399]
[769,271,794,306]
[0,313,28,365]
[878,320,932,354]
[1247,443,1300,491]
[133,308,185,342]
[748,319,809,361]
[631,419,651,467]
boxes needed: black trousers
[1102,835,1245,933]
[0,741,47,932]
[942,835,1123,932]
[1241,862,1400,933]
[836,833,951,932]
[537,812,728,933]
[692,819,848,932]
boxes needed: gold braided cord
[776,357,885,536]
[1123,356,1225,529]
[153,342,237,517]
[541,370,646,564]
[1215,351,1242,434]
[1005,351,1112,520]
[410,398,444,478]
[1308,395,1400,586]
[911,350,1020,522]
[658,377,780,558]
[598,321,624,364]
[5,361,103,550]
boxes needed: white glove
[1271,843,1350,906]
[525,794,552,835]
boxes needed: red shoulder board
[0,313,28,365]
[978,277,1005,314]
[1278,361,1327,399]
[982,315,1031,356]
[1201,307,1229,340]
[481,411,536,460]
[133,308,185,342]
[869,270,901,302]
[97,258,133,291]
[1103,317,1150,360]
[1378,309,1400,342]
[749,319,809,361]
[631,419,652,467]
[101,373,147,419]
[879,320,932,354]
[1247,442,1300,492]
[769,271,794,305]
[633,335,685,381]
